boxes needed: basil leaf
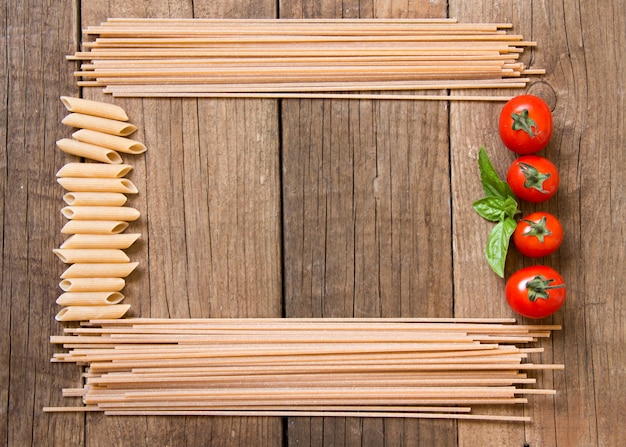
[477,146,515,199]
[472,197,506,222]
[502,195,521,219]
[485,217,517,278]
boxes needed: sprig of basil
[472,146,520,278]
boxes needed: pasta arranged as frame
[46,21,565,424]
[54,96,146,321]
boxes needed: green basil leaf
[485,217,517,278]
[472,197,506,222]
[502,195,521,219]
[477,146,515,199]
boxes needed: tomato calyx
[521,216,552,243]
[525,275,566,301]
[511,109,538,138]
[519,162,551,193]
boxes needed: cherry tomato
[513,212,563,258]
[499,95,553,154]
[507,155,559,203]
[505,265,566,319]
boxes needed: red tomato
[505,265,566,319]
[513,212,563,257]
[507,155,560,202]
[499,95,553,154]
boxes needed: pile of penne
[53,97,147,322]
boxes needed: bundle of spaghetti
[45,317,562,421]
[70,18,545,100]
[53,97,147,321]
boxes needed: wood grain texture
[1,0,83,445]
[2,0,625,445]
[449,3,532,445]
[279,1,455,446]
[449,1,626,446]
[75,1,282,446]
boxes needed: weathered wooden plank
[77,1,283,446]
[448,1,535,445]
[550,2,626,446]
[280,1,455,445]
[1,0,84,445]
[450,0,626,446]
[0,0,9,441]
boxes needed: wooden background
[2,0,625,445]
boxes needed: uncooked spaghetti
[46,317,561,421]
[71,18,544,100]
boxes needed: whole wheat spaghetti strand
[98,78,530,90]
[102,411,529,423]
[106,91,516,101]
[78,317,555,330]
[81,54,522,69]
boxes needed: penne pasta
[57,177,138,194]
[59,277,126,292]
[56,291,125,306]
[55,304,131,322]
[61,206,140,221]
[61,220,129,235]
[62,112,137,137]
[56,138,123,164]
[53,248,131,264]
[56,162,132,178]
[60,96,130,121]
[63,192,127,206]
[60,262,139,278]
[72,129,147,154]
[60,234,140,249]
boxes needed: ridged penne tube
[61,220,129,235]
[56,138,123,164]
[55,304,131,322]
[57,177,138,194]
[72,129,147,154]
[60,96,130,121]
[60,234,141,249]
[61,206,140,221]
[62,113,137,137]
[56,162,132,178]
[59,277,126,292]
[61,262,139,278]
[56,291,125,306]
[63,192,127,206]
[53,248,131,264]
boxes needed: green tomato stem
[522,216,552,243]
[526,275,565,302]
[511,109,538,138]
[519,162,551,193]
